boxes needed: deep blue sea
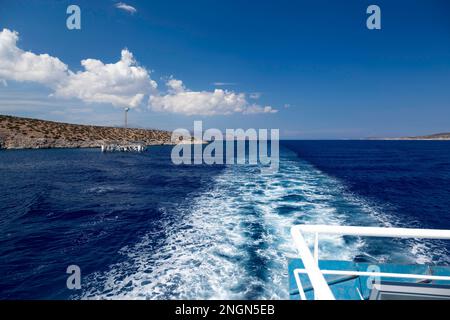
[0,141,449,299]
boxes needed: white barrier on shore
[101,143,146,153]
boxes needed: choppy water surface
[0,141,449,299]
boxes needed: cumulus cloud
[0,29,69,85]
[149,79,277,116]
[115,2,137,14]
[0,29,155,109]
[54,49,157,108]
[0,28,277,116]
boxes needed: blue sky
[0,0,449,139]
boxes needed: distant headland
[368,133,450,141]
[0,115,173,150]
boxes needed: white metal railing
[290,225,450,300]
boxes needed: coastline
[0,141,177,150]
[0,115,175,150]
[367,133,450,141]
[367,138,450,141]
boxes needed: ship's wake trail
[80,148,447,300]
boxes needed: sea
[0,141,449,299]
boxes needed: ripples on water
[0,141,449,299]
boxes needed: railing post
[314,232,319,265]
[291,226,335,300]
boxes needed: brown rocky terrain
[399,133,450,140]
[0,115,174,149]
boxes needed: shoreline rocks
[0,115,175,150]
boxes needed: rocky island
[368,133,450,140]
[0,115,174,150]
[396,133,450,140]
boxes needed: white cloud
[115,2,137,14]
[212,82,237,86]
[0,29,156,109]
[0,29,69,86]
[0,28,278,116]
[149,79,277,116]
[249,92,261,99]
[54,49,157,108]
[243,104,277,115]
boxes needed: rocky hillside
[368,133,450,140]
[401,133,450,140]
[0,115,173,149]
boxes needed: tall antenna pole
[124,107,130,128]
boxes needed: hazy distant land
[368,133,450,141]
[0,115,173,149]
